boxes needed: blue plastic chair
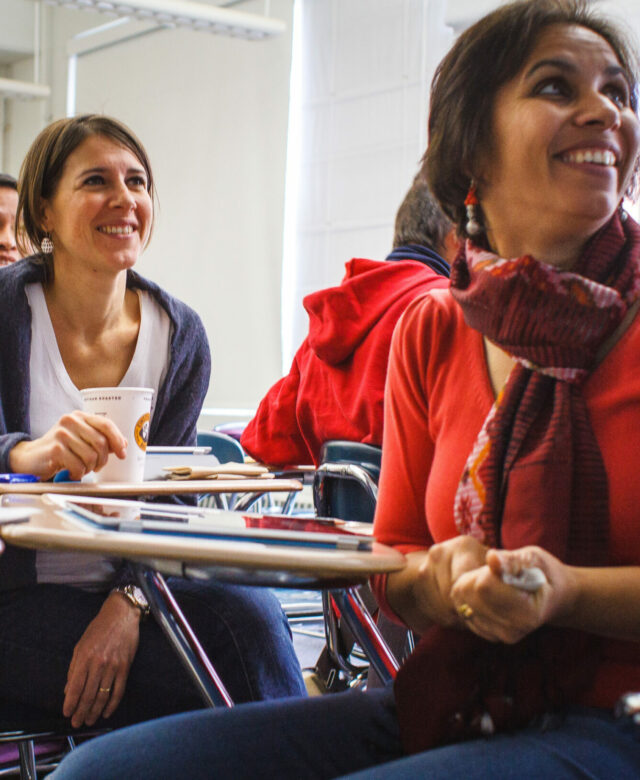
[196,430,245,464]
[313,440,381,524]
[195,431,245,510]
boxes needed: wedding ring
[457,603,474,620]
[99,687,111,693]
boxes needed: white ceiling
[0,0,277,66]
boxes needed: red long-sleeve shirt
[372,288,640,710]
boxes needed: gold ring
[99,687,111,693]
[456,603,474,620]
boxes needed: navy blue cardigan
[0,258,211,590]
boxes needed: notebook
[44,494,374,551]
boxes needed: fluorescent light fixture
[0,77,51,99]
[35,0,286,39]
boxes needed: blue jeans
[51,686,640,780]
[0,578,305,728]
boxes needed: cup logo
[134,413,150,451]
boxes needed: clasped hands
[409,536,573,644]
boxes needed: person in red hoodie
[241,175,455,466]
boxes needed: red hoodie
[241,258,449,466]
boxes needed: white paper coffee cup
[80,387,153,483]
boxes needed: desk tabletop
[0,478,302,497]
[0,496,405,587]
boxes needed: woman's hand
[8,411,127,481]
[63,592,141,728]
[386,535,489,634]
[450,546,575,644]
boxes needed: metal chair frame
[134,565,233,708]
[312,447,414,690]
[314,461,381,680]
[328,588,400,685]
[0,726,107,780]
[0,730,60,780]
[314,462,379,510]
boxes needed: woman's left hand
[450,546,576,644]
[63,592,141,728]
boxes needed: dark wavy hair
[422,0,640,242]
[393,174,452,253]
[17,114,154,268]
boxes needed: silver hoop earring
[41,235,53,254]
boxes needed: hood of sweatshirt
[305,256,448,365]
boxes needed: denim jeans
[51,685,640,780]
[0,577,305,728]
[341,705,640,779]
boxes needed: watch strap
[112,584,150,618]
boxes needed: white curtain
[281,0,453,368]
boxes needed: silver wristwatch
[112,584,150,618]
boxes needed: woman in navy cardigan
[0,114,304,732]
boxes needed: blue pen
[0,473,39,483]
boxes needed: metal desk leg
[18,740,37,780]
[133,565,234,708]
[329,588,400,686]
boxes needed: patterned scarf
[394,212,640,755]
[451,211,640,564]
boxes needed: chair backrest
[313,440,382,524]
[196,430,245,464]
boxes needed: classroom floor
[292,618,325,670]
[274,588,325,671]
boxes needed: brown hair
[393,173,452,253]
[17,114,155,265]
[423,0,640,241]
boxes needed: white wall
[282,0,453,364]
[73,2,293,421]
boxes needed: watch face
[131,586,149,609]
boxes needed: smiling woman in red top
[372,0,640,761]
[49,3,640,778]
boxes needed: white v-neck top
[25,281,172,588]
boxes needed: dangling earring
[619,202,629,222]
[464,181,482,236]
[41,234,53,254]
